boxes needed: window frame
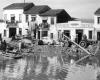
[88,30,92,39]
[42,31,48,37]
[26,15,29,22]
[51,17,55,25]
[4,30,6,37]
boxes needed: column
[16,28,19,35]
[36,31,38,39]
[40,29,42,40]
[6,28,9,38]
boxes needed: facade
[94,8,100,40]
[39,9,72,43]
[3,3,34,38]
[1,2,99,43]
[57,20,94,42]
[0,20,7,39]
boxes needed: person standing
[2,40,7,51]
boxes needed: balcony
[6,21,19,28]
[39,23,50,31]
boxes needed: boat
[0,50,23,59]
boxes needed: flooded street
[0,54,99,80]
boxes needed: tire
[79,40,87,48]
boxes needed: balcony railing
[6,20,19,28]
[39,23,50,30]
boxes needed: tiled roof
[95,8,100,15]
[24,5,51,14]
[3,3,34,10]
[40,9,65,16]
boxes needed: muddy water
[0,54,99,80]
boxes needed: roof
[40,9,66,16]
[24,5,51,14]
[95,8,100,15]
[3,3,34,10]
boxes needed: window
[26,15,28,22]
[42,20,48,28]
[19,28,22,35]
[42,20,47,23]
[4,30,6,37]
[4,14,7,21]
[11,14,15,23]
[51,17,54,24]
[31,15,36,21]
[98,17,100,24]
[89,31,92,39]
[50,33,53,39]
[42,31,48,37]
[19,14,22,22]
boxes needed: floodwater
[0,54,100,80]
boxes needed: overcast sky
[0,0,100,19]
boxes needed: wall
[0,22,7,38]
[3,9,29,36]
[94,15,100,40]
[3,9,25,22]
[57,21,94,41]
[40,16,58,43]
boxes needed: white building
[2,3,52,40]
[94,8,100,40]
[3,3,35,38]
[0,20,7,39]
[39,10,94,43]
[39,9,72,43]
[1,2,98,44]
[57,20,94,42]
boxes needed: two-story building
[39,9,72,43]
[3,3,35,38]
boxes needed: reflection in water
[0,54,99,80]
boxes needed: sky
[0,0,100,19]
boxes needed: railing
[6,21,19,28]
[39,23,50,30]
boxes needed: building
[0,20,7,39]
[1,2,98,44]
[57,19,94,42]
[94,8,100,40]
[39,9,72,43]
[24,5,51,38]
[3,3,35,38]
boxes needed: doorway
[97,32,100,40]
[76,29,83,43]
[9,28,16,37]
